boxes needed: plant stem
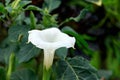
[35,53,43,79]
[42,67,51,80]
[42,49,55,80]
[6,53,15,80]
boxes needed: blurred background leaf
[11,69,38,80]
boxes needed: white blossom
[28,28,76,70]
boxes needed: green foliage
[17,43,41,63]
[98,70,112,80]
[59,9,88,26]
[0,0,102,80]
[105,36,120,77]
[55,47,68,60]
[67,0,120,79]
[103,0,120,23]
[0,42,18,64]
[43,0,61,13]
[11,69,38,80]
[0,67,6,80]
[41,13,58,28]
[25,5,42,12]
[0,3,5,13]
[55,56,99,80]
[30,11,37,29]
[8,25,29,44]
[5,0,11,6]
[62,27,93,55]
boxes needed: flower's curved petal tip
[46,27,60,32]
[28,30,41,33]
[71,37,76,48]
[50,27,58,29]
[72,37,76,42]
[28,31,32,34]
[26,41,30,44]
[72,46,76,49]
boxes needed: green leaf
[0,67,6,80]
[5,6,13,13]
[17,43,41,63]
[0,49,5,63]
[62,26,94,55]
[0,3,6,13]
[72,9,88,22]
[86,0,102,6]
[15,12,26,25]
[30,11,37,29]
[19,1,31,8]
[43,0,61,12]
[55,56,99,80]
[11,69,38,80]
[0,43,18,64]
[8,25,29,44]
[60,9,88,26]
[0,14,6,19]
[98,70,112,80]
[55,47,68,60]
[25,5,42,12]
[41,14,58,28]
[5,0,11,5]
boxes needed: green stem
[6,53,15,80]
[35,53,43,79]
[42,67,51,80]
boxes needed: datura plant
[28,28,76,80]
[28,28,76,70]
[0,0,100,80]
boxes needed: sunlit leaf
[86,0,102,6]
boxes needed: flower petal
[28,28,75,50]
[53,32,76,49]
[28,28,76,69]
[43,49,55,70]
[28,30,49,49]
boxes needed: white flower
[28,28,76,70]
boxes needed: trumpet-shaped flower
[28,28,76,70]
